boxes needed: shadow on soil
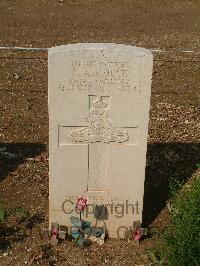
[0,143,46,250]
[0,142,46,181]
[0,213,45,251]
[1,142,200,235]
[143,142,200,227]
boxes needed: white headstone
[48,43,153,238]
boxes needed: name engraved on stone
[64,60,137,92]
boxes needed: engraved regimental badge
[69,96,129,144]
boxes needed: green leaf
[82,221,91,234]
[15,207,30,219]
[70,216,81,227]
[0,208,5,222]
[71,227,80,239]
[92,227,104,238]
[76,236,84,247]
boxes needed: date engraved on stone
[68,96,129,144]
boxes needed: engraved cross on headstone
[60,95,137,193]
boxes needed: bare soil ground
[0,0,200,265]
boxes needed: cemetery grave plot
[0,0,200,265]
[0,52,199,266]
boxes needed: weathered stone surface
[48,43,153,238]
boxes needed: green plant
[0,201,6,222]
[164,177,200,266]
[146,247,165,265]
[70,196,105,247]
[0,201,30,223]
[70,216,104,247]
[14,207,30,221]
[168,177,182,201]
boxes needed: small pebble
[14,73,20,80]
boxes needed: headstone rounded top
[49,43,152,56]
[48,41,153,238]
